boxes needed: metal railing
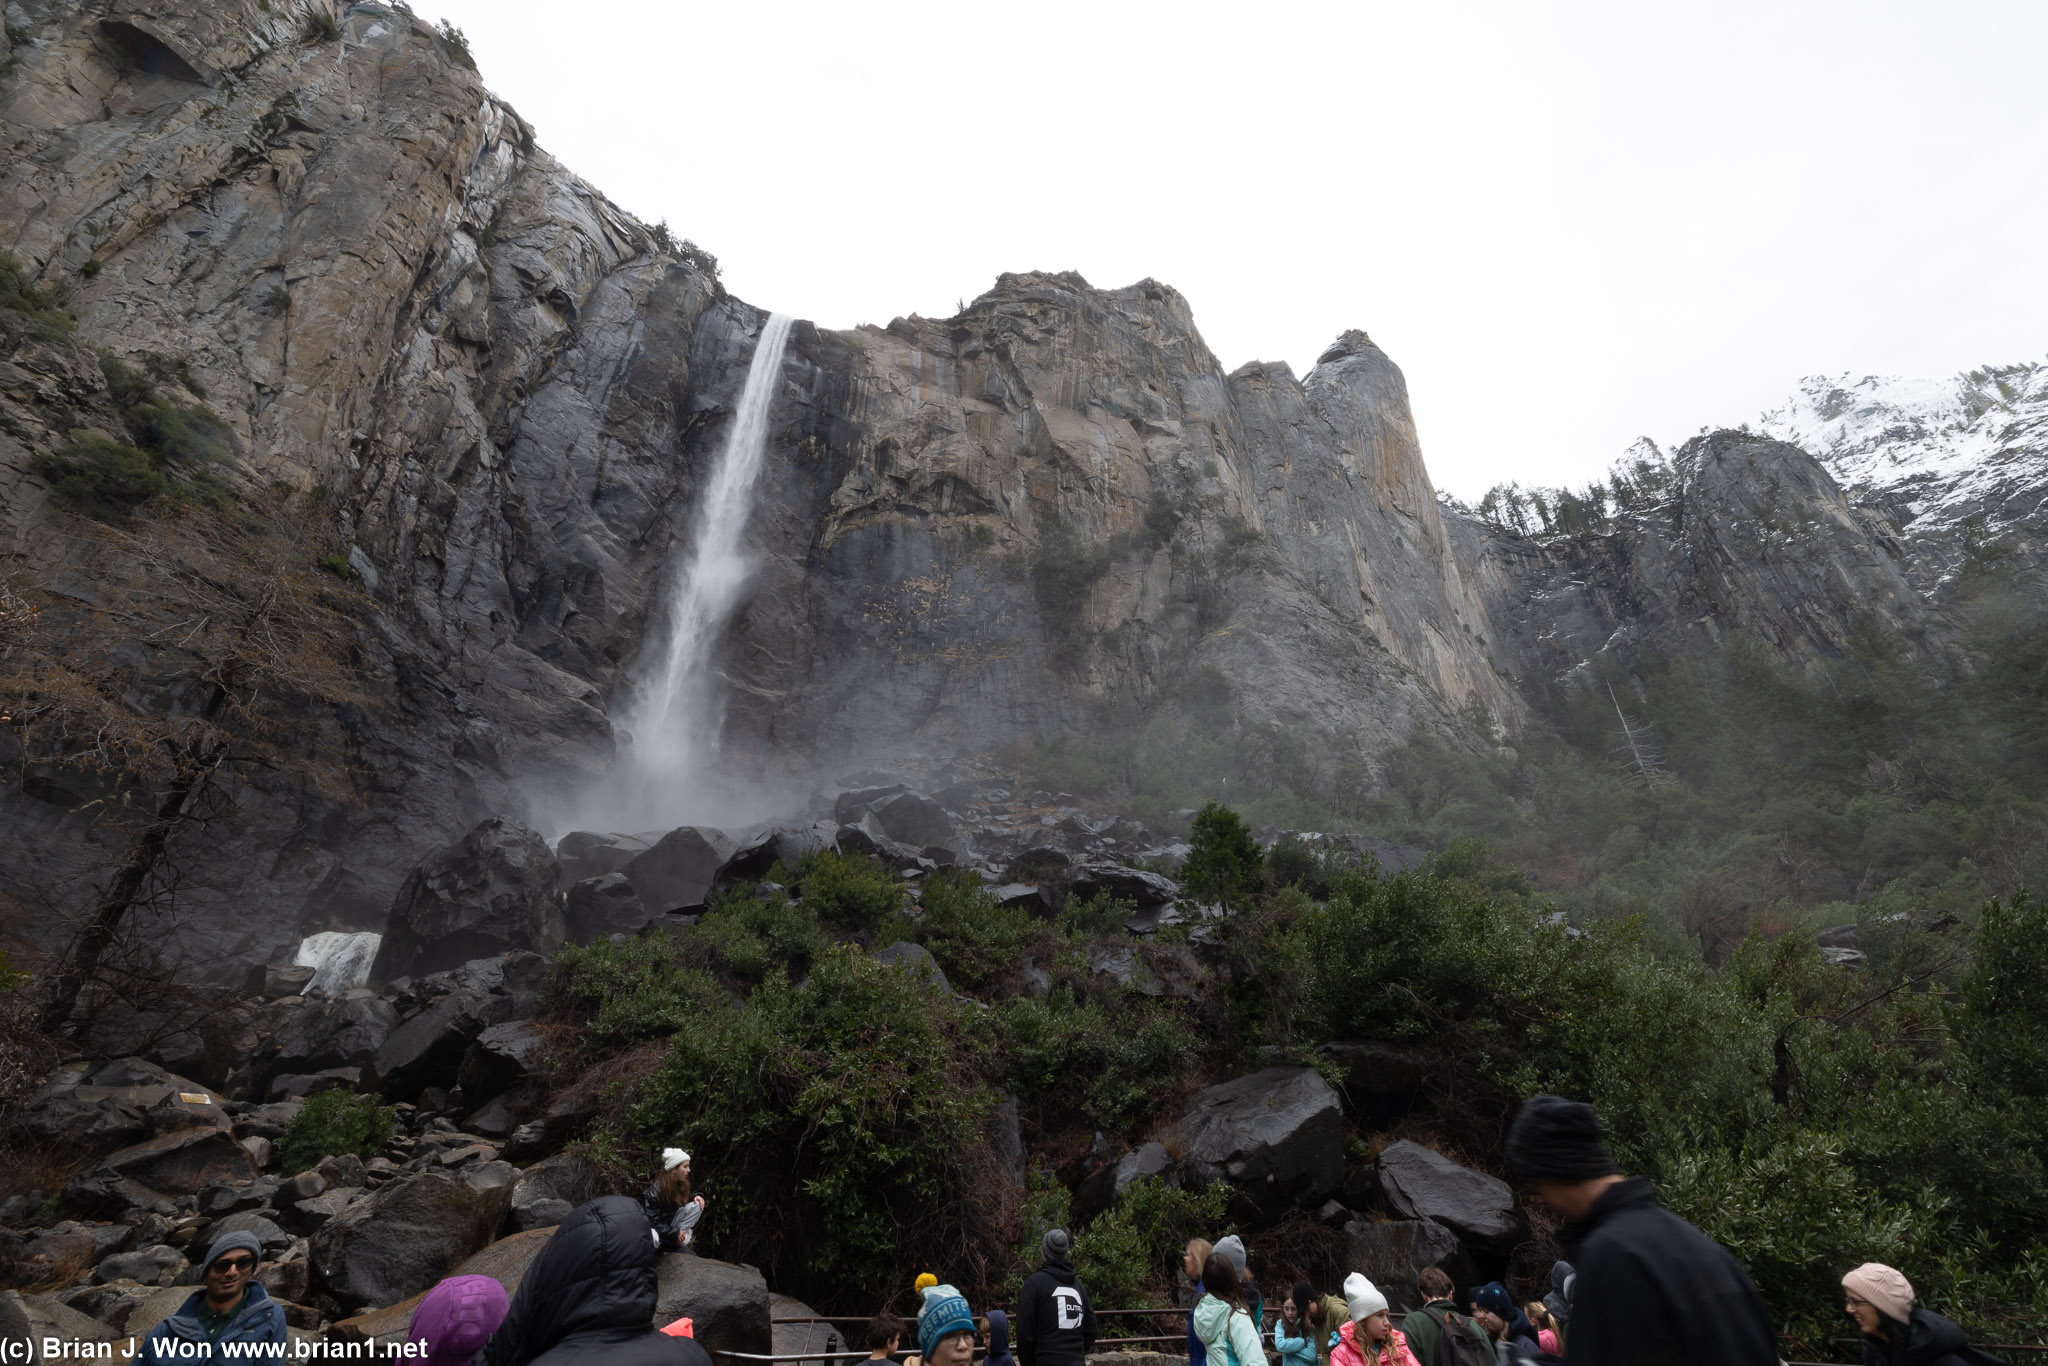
[741,1314,2047,1366]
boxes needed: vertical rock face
[717,281,1518,780]
[0,0,1971,976]
[1445,430,1939,689]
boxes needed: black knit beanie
[1507,1094,1620,1182]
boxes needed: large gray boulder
[372,820,565,982]
[1341,1217,1467,1315]
[1316,1042,1428,1114]
[85,1127,257,1197]
[1072,1140,1177,1227]
[457,1020,544,1107]
[92,1244,186,1287]
[564,873,652,944]
[15,1087,150,1156]
[622,827,738,914]
[1164,1067,1343,1222]
[555,831,655,888]
[269,994,399,1079]
[873,941,950,992]
[654,1253,771,1356]
[508,1152,601,1233]
[375,989,493,1102]
[861,791,955,848]
[311,1169,512,1311]
[1068,863,1180,908]
[0,1290,121,1364]
[1375,1139,1520,1253]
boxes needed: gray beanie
[1214,1234,1247,1276]
[1042,1228,1071,1260]
[204,1231,264,1270]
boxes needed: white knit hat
[662,1147,690,1171]
[1344,1273,1388,1323]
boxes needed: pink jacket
[1330,1320,1421,1366]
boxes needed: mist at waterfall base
[546,313,802,840]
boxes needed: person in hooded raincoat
[479,1196,713,1366]
[1469,1284,1539,1356]
[980,1310,1015,1366]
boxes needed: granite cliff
[0,0,2019,976]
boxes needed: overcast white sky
[419,0,2048,499]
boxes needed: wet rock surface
[310,1169,511,1312]
[371,820,566,982]
[654,1252,773,1356]
[1375,1139,1522,1254]
[1164,1066,1344,1221]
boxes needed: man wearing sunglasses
[136,1231,289,1364]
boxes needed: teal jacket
[136,1282,289,1365]
[1274,1317,1318,1366]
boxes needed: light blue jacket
[1274,1317,1318,1366]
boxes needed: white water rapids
[558,313,795,834]
[293,931,381,995]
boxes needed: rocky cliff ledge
[0,0,1985,973]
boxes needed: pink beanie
[1842,1263,1914,1325]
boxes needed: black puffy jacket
[480,1196,712,1366]
[1861,1308,2007,1366]
[1016,1254,1098,1366]
[1557,1178,1777,1366]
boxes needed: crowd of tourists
[128,1096,2008,1366]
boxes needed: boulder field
[2,787,1512,1332]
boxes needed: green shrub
[695,886,828,982]
[0,252,76,339]
[273,1088,394,1172]
[1182,801,1265,905]
[916,871,1041,991]
[101,356,231,467]
[547,934,726,1051]
[625,943,996,1297]
[317,553,350,579]
[79,260,102,279]
[1077,1177,1231,1307]
[31,431,166,518]
[1061,888,1136,937]
[435,19,476,70]
[991,988,1196,1127]
[1957,892,2048,1102]
[1302,860,1550,1040]
[790,849,904,933]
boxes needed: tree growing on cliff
[1182,800,1266,905]
[1,491,370,1033]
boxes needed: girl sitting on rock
[640,1147,707,1252]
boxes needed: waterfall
[293,931,381,995]
[563,313,795,833]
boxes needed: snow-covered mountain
[1758,360,2048,555]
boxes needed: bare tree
[1607,684,1674,789]
[1,492,370,1034]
